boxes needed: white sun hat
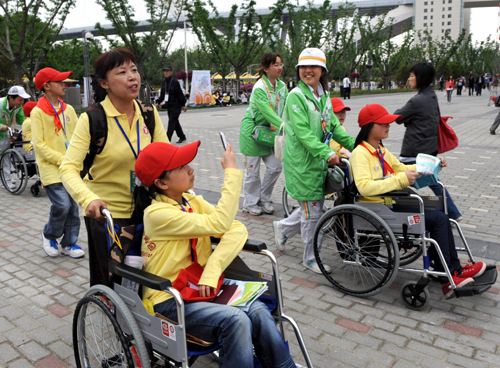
[296,48,328,71]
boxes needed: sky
[64,0,499,50]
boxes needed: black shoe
[491,131,496,135]
[176,138,187,143]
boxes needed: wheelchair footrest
[454,267,497,298]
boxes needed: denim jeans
[428,183,462,220]
[44,183,80,247]
[154,299,296,368]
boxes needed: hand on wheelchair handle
[221,142,238,170]
[327,154,340,166]
[0,125,8,132]
[405,170,418,185]
[85,199,108,219]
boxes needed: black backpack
[80,100,156,179]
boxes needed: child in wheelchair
[349,104,486,299]
[133,141,299,368]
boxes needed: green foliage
[394,64,410,87]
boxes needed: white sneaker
[303,261,331,274]
[258,201,274,214]
[242,207,262,216]
[42,232,60,257]
[61,244,85,259]
[272,221,287,251]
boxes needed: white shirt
[343,77,351,88]
[307,83,325,102]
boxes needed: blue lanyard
[114,117,140,159]
[48,100,66,137]
[177,198,192,213]
[376,148,386,176]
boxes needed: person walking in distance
[468,74,475,96]
[156,66,187,143]
[476,73,484,96]
[456,76,463,96]
[287,77,296,92]
[342,74,351,99]
[439,75,445,92]
[446,75,454,104]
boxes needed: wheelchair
[303,159,497,310]
[0,126,42,196]
[72,209,314,368]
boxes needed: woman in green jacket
[272,48,355,274]
[239,53,288,216]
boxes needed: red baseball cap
[23,101,37,117]
[35,67,73,91]
[331,98,351,112]
[358,104,402,127]
[135,141,201,187]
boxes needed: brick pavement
[0,91,499,367]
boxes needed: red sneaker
[460,262,486,278]
[442,273,474,299]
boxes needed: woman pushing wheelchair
[132,140,302,368]
[349,104,486,299]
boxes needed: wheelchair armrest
[210,237,267,252]
[378,190,411,197]
[115,263,172,291]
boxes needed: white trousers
[277,198,325,263]
[243,154,282,209]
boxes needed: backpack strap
[80,103,107,179]
[135,99,156,139]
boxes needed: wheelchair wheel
[30,183,41,197]
[313,204,399,297]
[75,285,151,368]
[0,149,28,195]
[73,295,135,367]
[401,281,429,310]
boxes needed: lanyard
[114,117,140,159]
[360,142,394,176]
[264,80,283,117]
[48,100,66,137]
[177,198,198,263]
[308,96,331,132]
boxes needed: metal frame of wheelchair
[311,161,497,310]
[0,127,42,196]
[72,209,314,368]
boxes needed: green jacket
[0,97,25,141]
[283,81,354,201]
[239,75,288,157]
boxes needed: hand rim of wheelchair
[0,148,28,195]
[401,280,430,310]
[74,284,151,368]
[313,204,400,297]
[73,294,135,367]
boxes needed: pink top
[446,80,455,90]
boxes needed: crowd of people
[0,44,496,367]
[439,73,498,99]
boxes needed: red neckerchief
[36,96,67,134]
[360,142,395,176]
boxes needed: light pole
[183,12,189,95]
[82,30,94,107]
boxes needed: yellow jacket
[60,96,169,218]
[31,105,77,186]
[142,168,247,306]
[22,117,33,151]
[350,141,416,203]
[329,125,350,158]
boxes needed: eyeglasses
[272,63,284,68]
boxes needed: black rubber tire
[31,184,40,197]
[73,295,134,367]
[401,281,430,310]
[0,149,28,195]
[313,204,400,297]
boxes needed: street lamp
[82,30,94,107]
[367,55,373,94]
[183,12,189,95]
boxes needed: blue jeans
[44,183,80,247]
[154,299,296,368]
[428,183,462,220]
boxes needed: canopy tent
[225,72,236,79]
[212,73,223,80]
[239,72,258,79]
[22,76,80,83]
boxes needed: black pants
[167,107,186,141]
[476,84,482,96]
[457,86,462,95]
[343,86,351,99]
[469,86,474,96]
[85,216,134,286]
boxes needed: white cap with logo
[296,48,328,71]
[8,86,31,99]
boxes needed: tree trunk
[14,64,24,86]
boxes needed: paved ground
[0,90,499,368]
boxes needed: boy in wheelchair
[349,104,486,299]
[133,141,299,368]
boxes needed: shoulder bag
[437,107,458,154]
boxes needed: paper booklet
[212,279,268,311]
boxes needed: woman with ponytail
[60,48,168,286]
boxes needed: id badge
[65,141,70,149]
[130,170,138,193]
[163,94,169,103]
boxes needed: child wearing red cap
[329,97,352,158]
[31,67,84,259]
[133,141,298,368]
[350,104,485,298]
[21,101,37,151]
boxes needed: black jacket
[157,76,186,109]
[394,85,439,158]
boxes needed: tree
[95,0,183,99]
[186,0,282,92]
[0,0,76,95]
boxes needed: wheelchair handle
[100,207,115,240]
